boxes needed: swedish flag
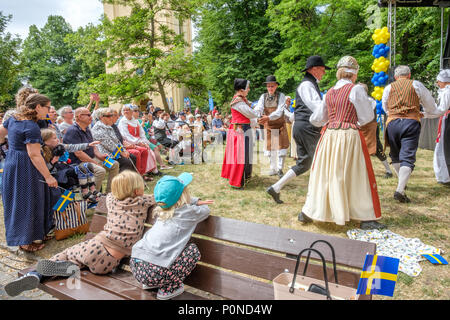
[356,254,399,297]
[45,114,52,124]
[111,144,124,160]
[52,190,74,212]
[103,156,115,169]
[422,254,448,265]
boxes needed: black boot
[298,212,312,224]
[394,191,411,203]
[360,221,387,230]
[266,186,283,204]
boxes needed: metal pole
[441,7,444,70]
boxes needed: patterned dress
[2,118,52,246]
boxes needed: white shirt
[310,79,375,127]
[424,85,450,118]
[152,117,166,130]
[254,92,287,121]
[231,101,259,128]
[118,117,150,145]
[381,79,438,117]
[297,80,323,114]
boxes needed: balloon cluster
[372,27,390,45]
[370,27,391,130]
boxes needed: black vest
[294,72,322,122]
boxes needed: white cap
[437,69,450,82]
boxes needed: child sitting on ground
[130,172,213,300]
[4,170,155,297]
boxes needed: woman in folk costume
[118,104,159,180]
[431,69,450,185]
[221,79,266,189]
[300,56,385,229]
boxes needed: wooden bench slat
[192,237,361,288]
[108,269,206,300]
[185,264,274,300]
[19,268,125,300]
[193,216,375,269]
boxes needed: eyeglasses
[79,113,92,117]
[103,114,113,117]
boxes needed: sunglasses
[79,113,92,117]
[103,114,113,117]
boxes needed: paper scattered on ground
[347,229,442,277]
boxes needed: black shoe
[394,191,411,203]
[167,161,176,166]
[4,274,40,297]
[277,170,284,179]
[266,186,283,204]
[384,172,393,178]
[298,212,312,224]
[152,171,163,177]
[36,260,79,277]
[360,221,387,230]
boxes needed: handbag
[273,240,359,300]
[53,200,90,240]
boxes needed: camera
[52,144,66,157]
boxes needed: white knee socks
[392,162,400,177]
[272,169,297,193]
[278,155,285,171]
[396,166,412,194]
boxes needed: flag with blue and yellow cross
[111,144,124,160]
[45,114,52,124]
[103,155,116,169]
[52,189,75,212]
[422,254,448,265]
[356,254,399,297]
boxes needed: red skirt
[221,126,248,188]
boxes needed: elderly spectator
[212,112,226,142]
[58,106,74,135]
[0,93,57,252]
[91,108,137,173]
[118,104,160,180]
[63,107,119,193]
[47,106,63,141]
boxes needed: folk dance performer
[382,65,440,203]
[254,75,289,178]
[266,55,330,210]
[221,79,267,189]
[431,69,450,185]
[300,56,385,229]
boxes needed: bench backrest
[93,197,375,300]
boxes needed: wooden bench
[20,197,376,300]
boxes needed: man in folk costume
[431,69,450,185]
[221,79,267,189]
[254,75,289,177]
[266,55,330,209]
[360,107,393,178]
[300,56,385,229]
[382,65,440,203]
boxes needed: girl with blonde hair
[130,172,213,299]
[5,170,155,297]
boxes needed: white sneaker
[156,284,184,300]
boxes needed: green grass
[0,146,448,300]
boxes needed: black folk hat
[263,75,279,85]
[301,55,331,72]
[234,78,250,91]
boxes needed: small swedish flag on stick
[52,189,75,212]
[103,156,116,169]
[356,254,399,297]
[422,254,448,265]
[111,144,124,160]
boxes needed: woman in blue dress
[0,94,58,252]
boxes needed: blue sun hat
[154,172,193,209]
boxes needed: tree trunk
[157,79,170,113]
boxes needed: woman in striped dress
[299,56,385,229]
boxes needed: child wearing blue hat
[130,172,213,300]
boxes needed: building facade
[103,2,193,112]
